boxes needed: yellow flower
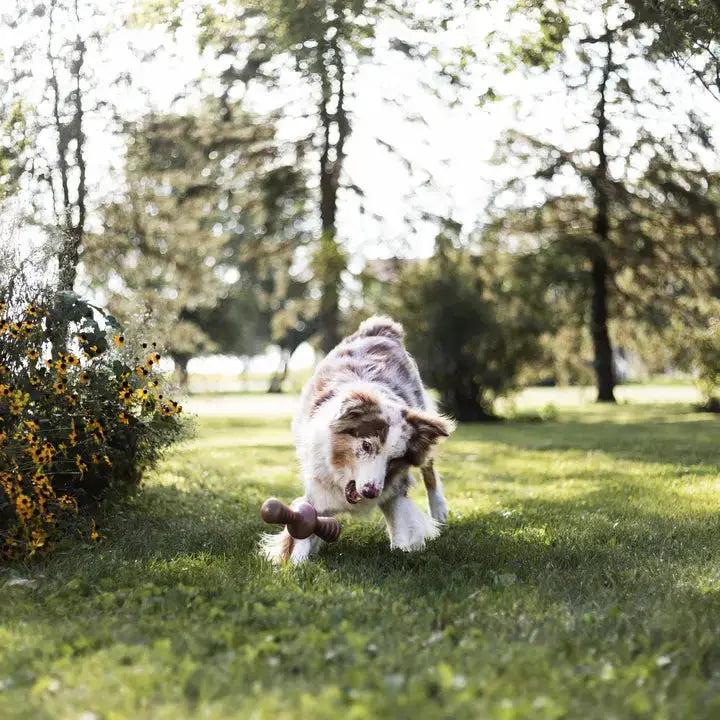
[135,365,148,378]
[15,493,33,520]
[66,353,79,366]
[0,383,12,397]
[103,455,112,466]
[29,375,41,386]
[119,411,130,425]
[76,454,88,476]
[25,349,39,361]
[24,419,40,432]
[0,320,9,334]
[9,392,29,415]
[26,305,39,318]
[113,334,125,347]
[68,421,78,447]
[79,372,91,384]
[52,380,66,394]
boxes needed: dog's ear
[331,389,386,437]
[404,408,454,465]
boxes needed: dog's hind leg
[259,496,328,565]
[421,459,448,524]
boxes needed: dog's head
[329,387,453,504]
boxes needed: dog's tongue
[345,480,362,504]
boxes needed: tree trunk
[591,255,615,401]
[590,25,616,403]
[175,355,191,390]
[48,0,86,294]
[268,349,291,393]
[315,34,348,355]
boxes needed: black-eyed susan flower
[76,454,88,475]
[113,334,125,347]
[29,375,41,387]
[15,493,33,520]
[79,371,91,384]
[26,305,39,318]
[119,411,130,425]
[135,365,148,378]
[52,381,66,394]
[25,349,39,361]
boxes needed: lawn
[2,389,720,719]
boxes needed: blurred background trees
[1,0,719,416]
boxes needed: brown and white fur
[260,316,454,564]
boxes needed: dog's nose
[361,485,379,499]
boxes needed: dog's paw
[390,512,440,552]
[427,490,449,524]
[289,536,321,564]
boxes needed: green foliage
[628,0,720,96]
[0,283,188,560]
[0,99,30,201]
[4,395,720,717]
[384,236,544,420]
[693,322,720,405]
[84,101,314,368]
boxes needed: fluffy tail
[354,316,405,343]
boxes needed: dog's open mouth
[345,480,363,504]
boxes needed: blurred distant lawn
[3,385,720,719]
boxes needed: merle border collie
[260,316,455,564]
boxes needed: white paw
[389,508,440,552]
[289,536,321,564]
[427,490,448,524]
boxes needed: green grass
[2,392,720,719]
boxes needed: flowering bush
[0,290,188,559]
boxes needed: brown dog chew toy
[260,498,341,542]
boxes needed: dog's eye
[361,440,372,453]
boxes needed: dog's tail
[354,316,405,343]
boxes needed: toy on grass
[260,497,341,542]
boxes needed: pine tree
[490,0,720,401]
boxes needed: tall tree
[490,0,720,402]
[84,99,314,384]
[1,0,117,291]
[140,0,451,353]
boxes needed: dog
[260,316,454,564]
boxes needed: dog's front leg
[380,491,440,552]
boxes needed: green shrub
[384,237,545,421]
[692,320,720,409]
[0,289,188,559]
